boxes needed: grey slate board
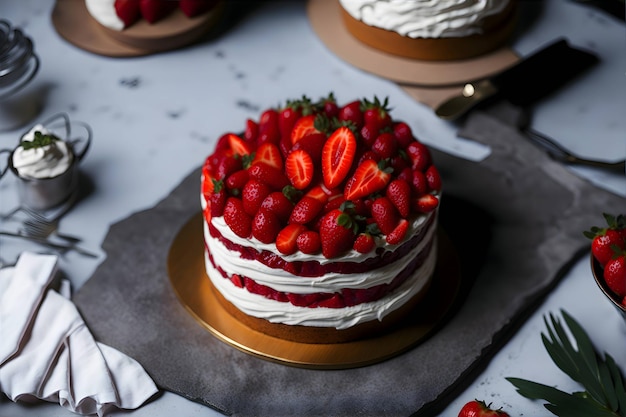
[73,110,625,417]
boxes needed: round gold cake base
[168,212,462,369]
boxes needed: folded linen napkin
[0,252,158,416]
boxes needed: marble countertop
[0,1,624,416]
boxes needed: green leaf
[606,354,626,414]
[507,378,617,417]
[20,131,60,150]
[508,310,626,417]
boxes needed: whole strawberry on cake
[201,94,442,343]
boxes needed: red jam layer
[206,239,433,308]
[205,210,435,277]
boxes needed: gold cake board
[168,212,462,369]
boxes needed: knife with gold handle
[435,38,598,121]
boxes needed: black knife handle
[491,38,599,107]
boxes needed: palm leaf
[506,378,616,417]
[507,310,625,417]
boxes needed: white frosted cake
[339,0,517,60]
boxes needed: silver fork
[524,127,626,173]
[20,207,82,244]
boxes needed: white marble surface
[0,1,624,416]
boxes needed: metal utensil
[20,207,82,244]
[435,38,598,121]
[0,231,97,258]
[524,127,626,173]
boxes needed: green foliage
[19,131,60,150]
[507,310,626,417]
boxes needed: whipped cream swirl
[12,124,74,179]
[339,0,511,38]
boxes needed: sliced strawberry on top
[276,224,307,255]
[322,126,356,189]
[344,159,391,201]
[179,0,217,17]
[290,115,320,144]
[305,184,330,204]
[252,142,283,170]
[114,0,141,27]
[226,133,254,157]
[386,218,409,245]
[285,149,314,190]
[139,0,178,24]
[413,194,439,213]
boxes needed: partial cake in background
[86,0,221,30]
[84,0,225,52]
[200,94,443,343]
[339,0,517,60]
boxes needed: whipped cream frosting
[12,125,74,179]
[206,245,436,329]
[339,0,511,38]
[85,0,125,31]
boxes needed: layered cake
[339,0,517,60]
[201,94,442,343]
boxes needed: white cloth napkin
[0,252,159,416]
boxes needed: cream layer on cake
[339,0,511,38]
[205,248,435,329]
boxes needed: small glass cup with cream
[0,113,91,211]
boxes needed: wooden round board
[168,212,462,369]
[307,0,520,87]
[51,0,224,57]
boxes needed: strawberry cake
[201,94,442,343]
[339,0,517,60]
[84,0,224,52]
